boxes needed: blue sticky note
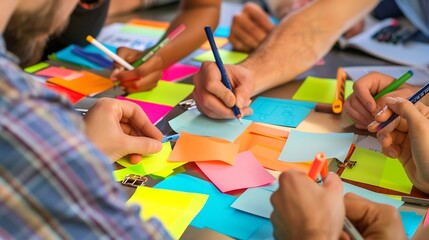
[400,211,424,239]
[244,97,315,127]
[279,130,354,162]
[56,44,117,70]
[154,174,268,239]
[343,182,404,209]
[214,25,230,38]
[231,187,273,219]
[249,221,274,240]
[168,108,252,142]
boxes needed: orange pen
[308,152,327,181]
[332,68,347,114]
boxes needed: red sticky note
[196,151,276,193]
[161,63,199,82]
[45,83,85,104]
[36,66,82,79]
[116,96,173,124]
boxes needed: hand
[229,2,275,53]
[84,98,163,163]
[344,193,406,239]
[192,61,254,119]
[368,97,429,193]
[343,19,365,39]
[111,47,163,93]
[270,170,344,240]
[343,72,415,129]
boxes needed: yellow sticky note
[127,186,208,239]
[193,49,248,64]
[292,76,353,104]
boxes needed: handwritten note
[341,147,413,194]
[279,130,354,162]
[127,186,208,239]
[193,49,248,64]
[169,108,251,142]
[196,151,275,192]
[292,76,354,104]
[161,63,199,82]
[125,81,194,107]
[244,97,315,127]
[116,96,173,124]
[168,132,239,165]
[154,174,269,239]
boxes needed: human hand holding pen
[344,72,415,129]
[192,61,254,119]
[368,97,429,193]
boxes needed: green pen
[373,70,414,100]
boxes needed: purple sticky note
[116,96,173,124]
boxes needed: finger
[384,97,428,128]
[230,15,261,51]
[244,2,275,32]
[381,144,402,159]
[120,72,161,92]
[354,72,394,113]
[129,153,143,164]
[121,135,163,156]
[229,33,251,53]
[344,97,372,129]
[322,172,343,195]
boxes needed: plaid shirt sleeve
[0,43,171,240]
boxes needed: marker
[161,133,180,143]
[377,81,429,130]
[308,152,363,240]
[132,24,186,68]
[374,70,413,100]
[204,26,242,124]
[332,68,347,114]
[86,35,134,71]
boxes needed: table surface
[73,1,429,238]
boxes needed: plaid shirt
[0,38,171,240]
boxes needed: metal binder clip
[336,159,357,169]
[179,99,196,110]
[121,174,148,187]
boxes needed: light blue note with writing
[168,108,252,142]
[279,130,354,162]
[244,97,316,127]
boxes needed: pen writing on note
[204,25,242,124]
[308,153,364,240]
[377,81,429,130]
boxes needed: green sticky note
[342,147,412,194]
[113,164,146,181]
[24,62,49,74]
[126,81,194,107]
[120,25,165,38]
[292,76,354,104]
[193,49,248,64]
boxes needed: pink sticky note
[424,209,429,227]
[196,151,276,193]
[116,96,173,124]
[36,66,81,79]
[161,63,199,82]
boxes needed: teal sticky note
[400,211,424,239]
[168,108,252,142]
[244,97,315,127]
[279,130,354,162]
[214,25,230,38]
[249,221,274,240]
[154,174,269,239]
[193,49,248,64]
[55,44,117,70]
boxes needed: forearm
[241,0,379,96]
[156,0,220,68]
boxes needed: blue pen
[378,81,429,130]
[161,133,180,143]
[204,26,243,124]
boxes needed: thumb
[384,97,426,126]
[121,135,163,157]
[322,172,343,194]
[234,84,253,109]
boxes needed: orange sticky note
[200,37,229,50]
[47,70,114,96]
[168,132,239,164]
[234,123,288,153]
[127,19,169,29]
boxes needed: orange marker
[332,68,347,114]
[308,152,327,181]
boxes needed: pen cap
[308,153,326,181]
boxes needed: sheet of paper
[341,147,413,194]
[292,76,354,104]
[168,132,239,165]
[355,135,382,153]
[248,221,274,240]
[243,97,315,127]
[279,130,354,163]
[154,174,269,239]
[161,63,199,82]
[36,66,81,79]
[399,211,424,239]
[231,187,274,219]
[193,49,248,64]
[125,80,194,107]
[343,66,429,86]
[343,182,404,208]
[112,164,146,181]
[127,186,208,239]
[150,166,186,179]
[24,62,49,74]
[424,209,429,227]
[169,108,251,142]
[47,71,114,96]
[196,151,275,192]
[200,37,229,50]
[116,96,173,124]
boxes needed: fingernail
[376,106,388,117]
[236,97,245,108]
[385,97,398,104]
[365,102,373,111]
[368,121,377,127]
[388,149,398,158]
